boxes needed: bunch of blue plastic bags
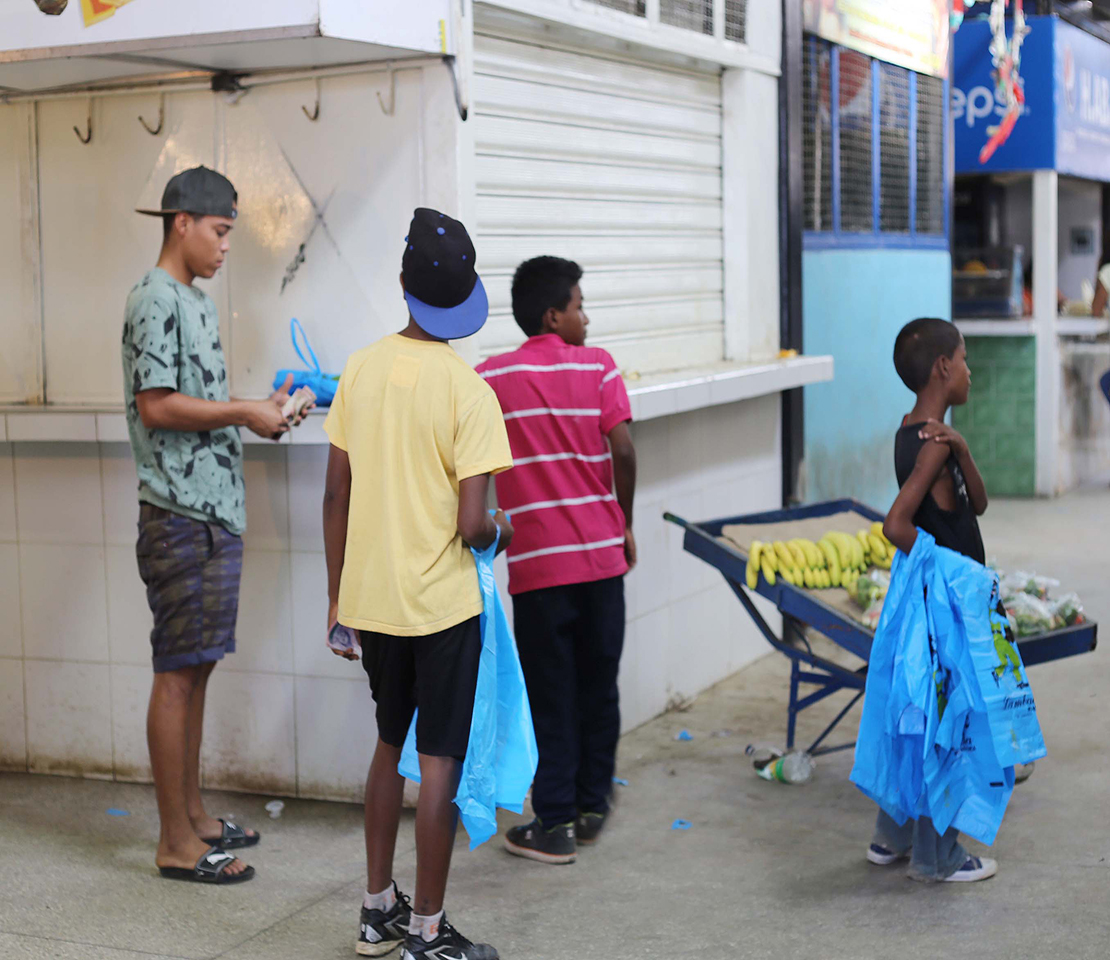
[400,529,539,849]
[851,530,1046,845]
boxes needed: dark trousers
[512,576,625,826]
[1101,369,1110,408]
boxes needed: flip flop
[159,846,255,884]
[201,818,260,850]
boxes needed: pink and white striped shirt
[476,335,632,595]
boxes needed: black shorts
[360,616,481,759]
[136,504,243,674]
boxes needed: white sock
[363,884,396,913]
[410,909,444,943]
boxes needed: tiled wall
[951,336,1036,497]
[0,396,781,801]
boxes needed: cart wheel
[1014,761,1035,784]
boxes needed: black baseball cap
[136,166,238,219]
[402,208,488,340]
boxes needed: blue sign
[954,15,1110,180]
[953,15,1055,173]
[1055,19,1110,180]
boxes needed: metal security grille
[660,0,713,35]
[724,0,746,42]
[838,50,872,232]
[879,64,911,233]
[471,31,725,374]
[803,39,832,232]
[588,0,646,15]
[916,74,945,235]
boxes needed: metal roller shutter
[472,29,724,375]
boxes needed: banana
[763,549,778,573]
[868,534,888,561]
[793,539,823,568]
[780,565,796,586]
[803,567,815,589]
[822,532,850,568]
[818,539,842,585]
[773,541,794,568]
[819,569,831,589]
[856,530,871,558]
[761,559,776,585]
[746,556,759,589]
[787,542,807,568]
[750,540,763,570]
[829,531,858,569]
[870,520,892,545]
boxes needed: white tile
[13,444,104,545]
[0,660,26,771]
[632,386,678,421]
[0,544,21,658]
[100,444,141,547]
[294,676,375,801]
[234,551,294,674]
[616,619,643,734]
[667,409,706,496]
[634,605,671,722]
[110,664,153,783]
[242,446,290,552]
[20,544,109,662]
[630,499,670,619]
[95,413,130,443]
[630,418,670,506]
[201,671,296,795]
[6,413,96,442]
[287,445,328,552]
[290,551,359,680]
[0,443,16,542]
[24,660,113,778]
[105,545,153,667]
[666,488,714,602]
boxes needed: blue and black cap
[402,208,488,340]
[136,166,238,219]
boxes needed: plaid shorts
[136,503,244,674]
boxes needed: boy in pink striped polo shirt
[476,256,637,865]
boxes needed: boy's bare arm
[457,474,513,554]
[883,441,952,555]
[608,420,637,569]
[136,387,288,440]
[918,418,988,515]
[323,444,352,651]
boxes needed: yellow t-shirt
[324,334,513,637]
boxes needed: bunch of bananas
[744,522,896,591]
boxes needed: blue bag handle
[290,318,322,375]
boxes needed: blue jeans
[874,809,968,881]
[1100,369,1110,408]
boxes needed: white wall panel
[37,91,217,405]
[472,29,725,374]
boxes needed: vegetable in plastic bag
[1004,592,1056,637]
[1049,592,1085,627]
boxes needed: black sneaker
[357,883,412,956]
[575,810,608,845]
[401,915,498,960]
[503,818,576,864]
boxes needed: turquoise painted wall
[803,248,952,511]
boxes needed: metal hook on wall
[138,94,165,136]
[302,78,321,121]
[376,64,396,117]
[73,99,92,144]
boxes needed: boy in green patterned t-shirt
[122,167,308,885]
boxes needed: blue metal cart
[665,499,1098,757]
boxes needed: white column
[1032,169,1060,496]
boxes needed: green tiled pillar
[951,336,1036,497]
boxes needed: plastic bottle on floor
[746,745,814,784]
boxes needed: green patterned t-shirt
[121,268,246,535]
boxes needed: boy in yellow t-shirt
[323,209,513,960]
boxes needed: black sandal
[159,846,255,884]
[201,818,260,850]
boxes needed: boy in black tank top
[867,318,997,883]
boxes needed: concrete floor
[2,488,1108,960]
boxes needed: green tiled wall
[951,336,1036,497]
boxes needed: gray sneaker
[504,818,576,864]
[401,915,498,960]
[357,884,412,956]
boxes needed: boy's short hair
[893,317,963,393]
[511,256,583,337]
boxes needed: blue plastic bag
[398,527,538,849]
[273,318,340,406]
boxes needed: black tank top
[894,422,985,565]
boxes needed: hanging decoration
[32,0,68,14]
[979,0,1029,164]
[80,0,134,28]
